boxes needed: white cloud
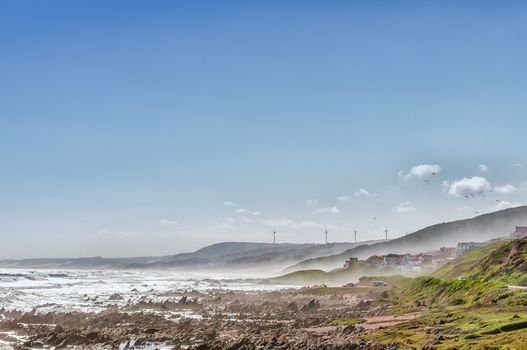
[337,194,352,202]
[395,201,416,213]
[235,208,261,215]
[447,176,491,197]
[515,163,524,168]
[260,218,338,230]
[494,184,517,194]
[223,201,236,206]
[495,201,522,210]
[113,231,140,237]
[354,188,370,197]
[261,218,316,229]
[99,229,140,237]
[224,217,236,224]
[316,206,340,214]
[242,217,252,223]
[306,199,319,205]
[479,164,489,172]
[404,164,441,180]
[216,222,237,232]
[159,219,178,225]
[98,228,110,235]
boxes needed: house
[432,258,447,269]
[384,253,403,266]
[416,253,434,266]
[456,242,485,256]
[365,255,385,267]
[402,254,420,266]
[512,226,527,239]
[343,257,359,269]
[439,247,457,259]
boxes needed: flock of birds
[368,171,508,240]
[421,172,504,216]
[271,171,511,244]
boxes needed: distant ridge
[3,207,525,273]
[0,241,379,272]
[285,206,527,272]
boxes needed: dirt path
[304,312,421,335]
[357,312,421,330]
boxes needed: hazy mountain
[285,206,527,272]
[0,241,379,272]
[5,206,525,272]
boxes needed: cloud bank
[159,219,178,225]
[396,201,416,213]
[337,195,352,202]
[354,188,371,197]
[316,206,340,214]
[494,184,517,194]
[495,201,522,210]
[404,164,441,180]
[446,176,491,197]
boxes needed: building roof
[385,253,403,258]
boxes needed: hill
[357,237,527,349]
[434,237,527,285]
[0,241,379,272]
[272,265,424,286]
[285,206,527,272]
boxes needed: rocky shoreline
[0,286,398,349]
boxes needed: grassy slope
[357,238,527,349]
[435,237,527,286]
[272,265,426,285]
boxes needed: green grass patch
[361,308,527,349]
[297,286,378,295]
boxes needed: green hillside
[358,237,527,349]
[273,264,427,286]
[435,237,527,286]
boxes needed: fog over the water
[1,1,526,258]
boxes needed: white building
[456,242,485,256]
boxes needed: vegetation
[353,237,527,349]
[297,286,383,296]
[273,266,423,286]
[435,237,527,286]
[361,307,527,349]
[271,269,334,284]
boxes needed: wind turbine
[324,227,328,244]
[354,229,357,244]
[273,228,277,245]
[384,228,389,241]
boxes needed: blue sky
[1,1,526,258]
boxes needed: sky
[1,1,526,258]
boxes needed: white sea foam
[0,269,293,313]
